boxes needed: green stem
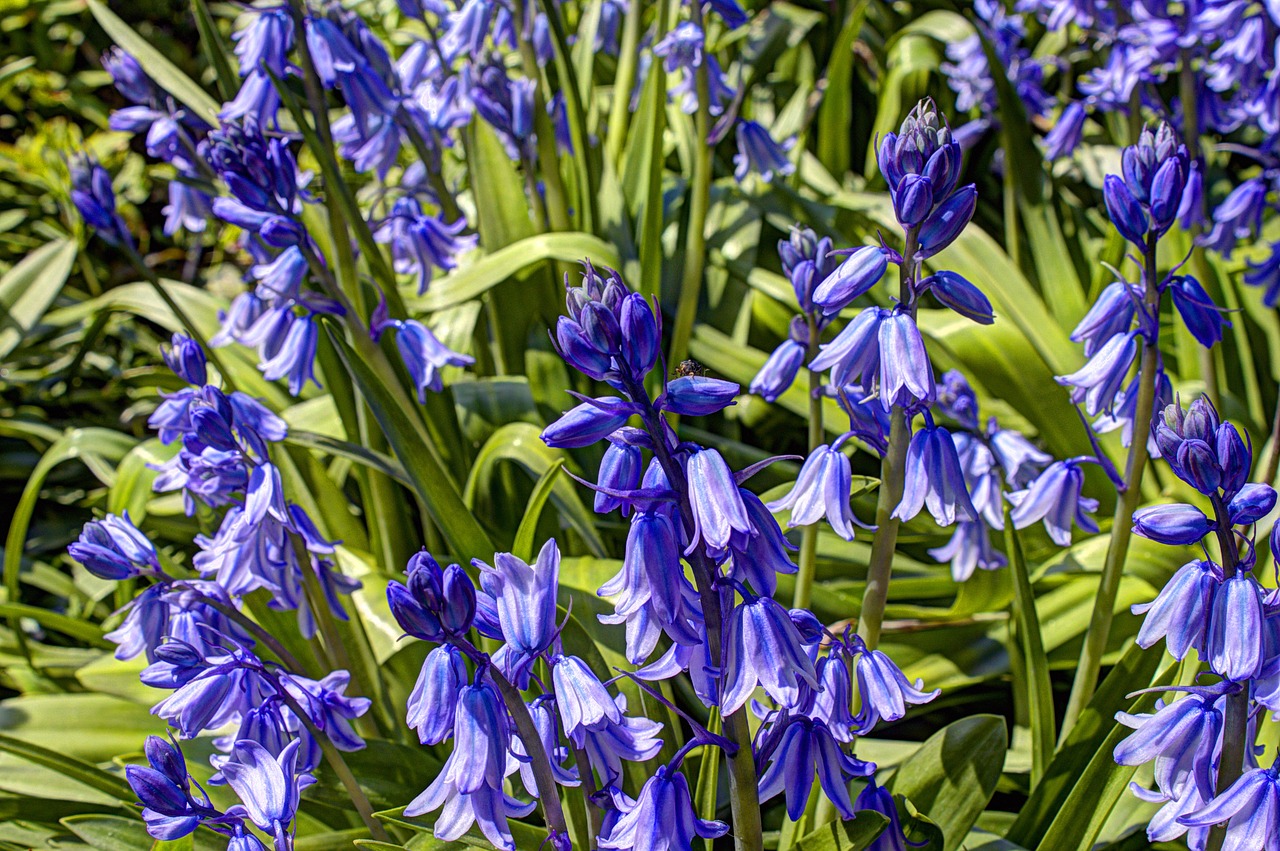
[485,664,571,842]
[668,3,714,371]
[792,313,825,609]
[857,229,919,650]
[510,0,572,232]
[570,742,603,848]
[1059,236,1162,740]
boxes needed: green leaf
[107,439,175,522]
[284,430,412,488]
[86,0,222,127]
[408,233,621,313]
[1006,644,1171,848]
[61,815,225,851]
[323,327,493,560]
[0,239,77,359]
[463,423,607,558]
[886,715,1007,851]
[191,0,238,101]
[794,812,891,851]
[0,603,110,648]
[815,0,870,177]
[1004,509,1054,785]
[512,458,566,563]
[0,733,133,804]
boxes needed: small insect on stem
[674,359,708,378]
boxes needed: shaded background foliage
[1,0,1278,848]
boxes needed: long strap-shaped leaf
[0,734,135,804]
[325,327,494,560]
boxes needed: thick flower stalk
[1114,397,1280,851]
[1060,122,1227,735]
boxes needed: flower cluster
[1057,123,1222,450]
[1115,397,1280,851]
[69,335,370,848]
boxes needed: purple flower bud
[556,317,613,380]
[144,736,189,789]
[127,764,193,819]
[1132,504,1213,546]
[595,441,643,515]
[1043,101,1086,160]
[1227,483,1276,526]
[388,580,444,641]
[440,564,476,634]
[922,270,994,324]
[749,337,806,402]
[1147,157,1186,234]
[893,174,935,227]
[579,302,623,356]
[812,246,888,315]
[163,334,208,386]
[69,512,159,581]
[620,293,659,377]
[661,376,740,416]
[541,398,634,448]
[1166,275,1227,349]
[1216,422,1251,499]
[1175,439,1222,496]
[1104,174,1149,247]
[922,143,962,199]
[916,185,977,259]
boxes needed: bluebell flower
[684,448,752,557]
[1166,275,1227,350]
[721,594,818,714]
[809,652,856,741]
[1180,766,1280,844]
[610,511,703,652]
[1227,483,1275,526]
[375,198,477,295]
[1071,281,1138,357]
[103,47,157,104]
[541,397,636,448]
[893,423,977,526]
[595,440,643,516]
[598,764,728,849]
[750,336,806,403]
[373,315,474,400]
[988,427,1052,487]
[470,62,536,158]
[127,737,208,841]
[916,185,977,259]
[852,641,940,733]
[232,8,294,78]
[1008,458,1099,546]
[203,122,308,246]
[573,693,665,787]
[922,270,995,324]
[221,739,303,849]
[929,520,1006,582]
[812,246,889,315]
[729,490,799,597]
[1043,101,1086,160]
[757,717,875,820]
[1132,503,1213,546]
[552,654,623,738]
[476,540,561,688]
[1199,177,1267,257]
[1133,560,1216,660]
[1205,571,1266,681]
[1115,693,1221,800]
[152,650,272,737]
[733,120,794,183]
[219,71,281,125]
[404,679,535,851]
[653,23,733,116]
[258,312,320,396]
[808,307,888,394]
[661,376,740,416]
[512,698,580,794]
[855,778,914,851]
[878,309,935,412]
[69,512,160,580]
[1056,330,1138,417]
[767,440,863,541]
[405,646,468,745]
[1244,244,1280,307]
[70,158,133,248]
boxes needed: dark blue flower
[407,645,468,745]
[541,397,635,448]
[1133,559,1215,660]
[808,307,887,394]
[1043,101,1086,160]
[1057,330,1138,417]
[721,595,818,714]
[477,540,561,688]
[757,717,875,820]
[661,376,740,416]
[915,184,977,259]
[377,316,474,400]
[729,490,799,598]
[595,440,643,516]
[1115,693,1221,801]
[1132,504,1213,546]
[921,270,994,324]
[598,764,728,849]
[1166,275,1227,349]
[70,158,133,248]
[894,423,977,526]
[1071,281,1138,357]
[375,198,477,295]
[1199,178,1267,257]
[813,246,889,315]
[69,512,159,580]
[750,335,806,403]
[733,120,794,183]
[1244,243,1280,307]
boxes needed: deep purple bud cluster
[1117,398,1280,851]
[1103,124,1193,246]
